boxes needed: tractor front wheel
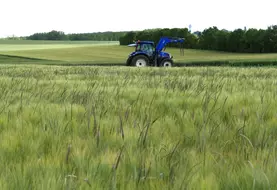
[131,55,149,67]
[160,59,173,67]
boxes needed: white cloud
[0,0,276,37]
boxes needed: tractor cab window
[136,43,154,53]
[136,44,141,51]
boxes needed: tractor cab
[136,41,155,53]
[128,41,155,56]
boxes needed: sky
[0,0,276,37]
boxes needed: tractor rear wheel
[131,55,149,67]
[160,59,173,67]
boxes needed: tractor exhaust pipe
[180,42,184,56]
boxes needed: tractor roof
[127,43,137,47]
[127,40,154,47]
[137,40,154,44]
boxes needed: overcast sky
[0,0,276,37]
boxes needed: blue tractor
[126,37,185,67]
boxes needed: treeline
[22,25,277,53]
[119,26,277,53]
[26,30,127,41]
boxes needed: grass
[0,64,277,189]
[0,40,118,52]
[0,39,119,45]
[1,40,277,66]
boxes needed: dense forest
[26,30,127,41]
[19,25,277,53]
[119,26,277,53]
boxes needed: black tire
[126,56,132,66]
[130,55,149,67]
[160,59,173,67]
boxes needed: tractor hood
[159,51,171,58]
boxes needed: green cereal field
[0,40,277,189]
